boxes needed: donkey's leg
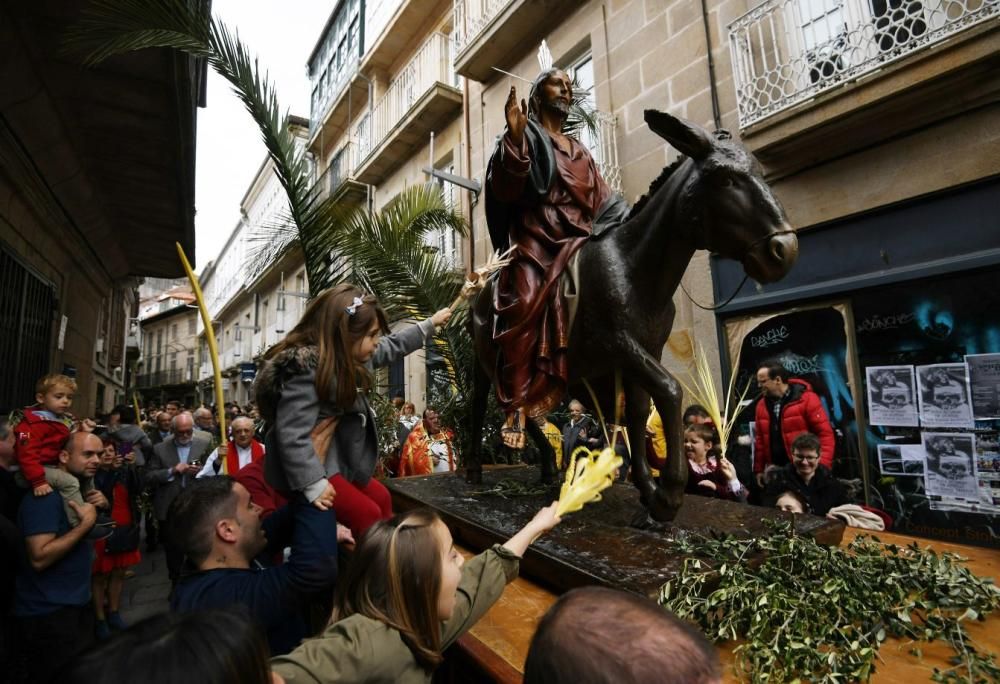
[466,360,491,485]
[524,417,556,485]
[623,380,654,502]
[618,334,686,522]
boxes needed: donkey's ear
[644,110,713,160]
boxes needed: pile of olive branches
[659,519,1000,683]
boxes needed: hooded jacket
[753,379,835,473]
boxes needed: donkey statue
[467,110,798,525]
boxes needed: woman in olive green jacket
[271,503,561,683]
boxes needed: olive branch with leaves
[659,519,1000,683]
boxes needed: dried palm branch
[673,343,753,458]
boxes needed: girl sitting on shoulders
[255,284,451,538]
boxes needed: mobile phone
[118,441,134,457]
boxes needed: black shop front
[712,177,1000,548]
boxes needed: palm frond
[63,0,212,64]
[563,79,599,141]
[70,0,478,409]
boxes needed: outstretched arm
[368,311,449,368]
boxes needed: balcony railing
[591,111,622,198]
[357,33,455,162]
[453,0,511,53]
[728,0,999,128]
[309,54,361,137]
[315,142,359,199]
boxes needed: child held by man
[12,374,112,539]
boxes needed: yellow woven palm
[556,446,624,517]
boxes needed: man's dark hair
[523,586,721,684]
[528,67,564,120]
[759,360,790,382]
[167,477,239,565]
[62,608,271,684]
[166,399,181,409]
[682,404,711,423]
[791,432,821,455]
[117,406,137,424]
[422,407,438,421]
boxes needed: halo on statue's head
[537,40,554,71]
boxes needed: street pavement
[119,541,172,626]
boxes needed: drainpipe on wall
[355,69,376,215]
[463,75,477,269]
[700,0,724,131]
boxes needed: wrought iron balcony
[591,111,623,198]
[354,33,462,184]
[451,0,581,81]
[728,0,999,129]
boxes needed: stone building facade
[0,3,202,417]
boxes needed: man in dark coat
[145,412,212,582]
[560,400,599,466]
[764,433,846,516]
[753,361,836,486]
[168,476,339,656]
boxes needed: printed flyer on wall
[866,365,919,427]
[921,432,979,501]
[876,443,925,477]
[965,353,1000,421]
[916,364,974,428]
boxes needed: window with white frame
[567,53,598,162]
[428,160,461,268]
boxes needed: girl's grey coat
[254,319,434,497]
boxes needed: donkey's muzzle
[747,226,798,283]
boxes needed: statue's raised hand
[505,86,527,146]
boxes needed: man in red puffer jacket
[753,361,835,487]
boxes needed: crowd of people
[0,284,870,683]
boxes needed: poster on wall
[876,444,924,476]
[916,364,974,428]
[866,366,918,427]
[965,353,1000,420]
[922,432,979,500]
[975,432,1000,512]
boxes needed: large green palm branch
[66,0,473,396]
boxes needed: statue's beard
[541,96,570,118]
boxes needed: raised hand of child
[67,500,97,529]
[718,456,738,483]
[313,482,336,511]
[503,501,562,556]
[78,418,97,433]
[336,523,355,546]
[529,501,561,534]
[85,489,109,509]
[430,308,453,327]
[33,483,54,497]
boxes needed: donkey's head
[644,110,797,284]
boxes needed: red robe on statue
[488,128,612,418]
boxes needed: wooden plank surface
[459,528,1000,682]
